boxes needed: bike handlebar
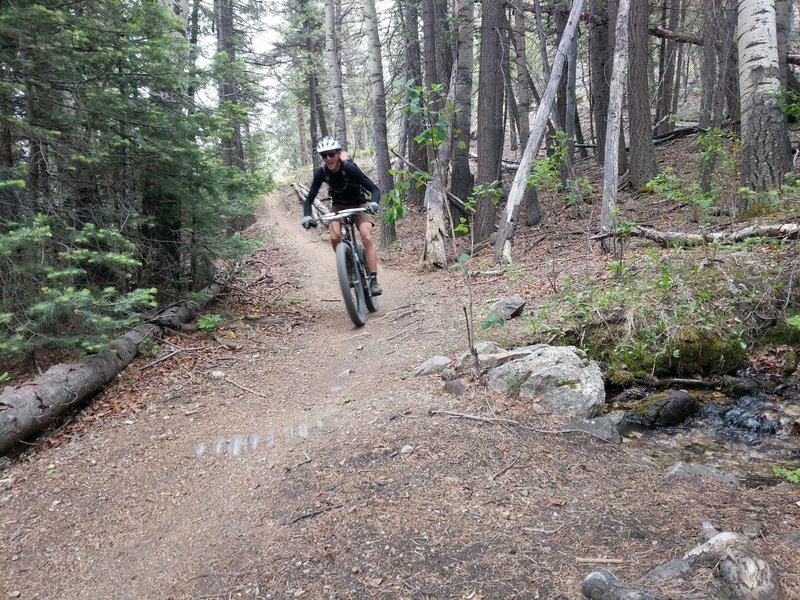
[319,207,369,223]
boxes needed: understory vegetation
[472,132,800,383]
[526,242,798,383]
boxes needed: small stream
[618,383,800,485]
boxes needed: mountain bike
[319,207,379,326]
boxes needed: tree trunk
[699,0,719,128]
[627,0,658,190]
[775,0,790,88]
[737,0,792,196]
[363,0,395,248]
[403,0,426,207]
[308,72,321,167]
[325,0,348,149]
[589,0,610,162]
[297,106,309,166]
[600,0,630,255]
[0,324,160,456]
[494,0,584,266]
[474,0,505,243]
[722,0,739,123]
[565,25,578,165]
[0,278,225,457]
[510,3,543,226]
[449,0,475,216]
[217,0,244,170]
[513,2,530,146]
[421,0,441,87]
[654,0,677,136]
[434,0,452,93]
[419,61,459,271]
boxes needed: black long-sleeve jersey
[303,159,381,217]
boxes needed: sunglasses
[320,151,338,159]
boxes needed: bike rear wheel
[358,245,379,313]
[336,241,366,326]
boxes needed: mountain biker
[302,136,383,296]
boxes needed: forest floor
[1,138,800,599]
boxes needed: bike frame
[319,207,378,326]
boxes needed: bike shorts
[332,203,374,226]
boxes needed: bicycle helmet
[316,136,341,155]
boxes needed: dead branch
[224,377,267,398]
[391,150,474,213]
[290,503,343,524]
[139,349,181,371]
[430,409,618,445]
[576,557,625,565]
[611,223,800,247]
[489,454,520,481]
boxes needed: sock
[370,272,378,281]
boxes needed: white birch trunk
[599,0,631,254]
[737,0,792,194]
[493,0,584,266]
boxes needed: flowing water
[632,386,800,484]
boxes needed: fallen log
[293,182,331,222]
[0,324,160,456]
[0,280,225,457]
[592,223,799,247]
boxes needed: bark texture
[600,0,630,254]
[325,0,348,148]
[737,0,792,194]
[589,0,611,162]
[474,0,505,243]
[627,0,658,190]
[449,0,475,213]
[0,325,160,456]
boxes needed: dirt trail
[1,190,799,600]
[0,191,460,599]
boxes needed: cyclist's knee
[359,227,374,245]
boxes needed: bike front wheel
[336,241,366,327]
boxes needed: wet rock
[625,390,698,428]
[723,376,762,398]
[723,406,780,434]
[563,411,628,444]
[610,387,649,403]
[775,379,800,404]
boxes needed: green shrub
[0,215,157,358]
